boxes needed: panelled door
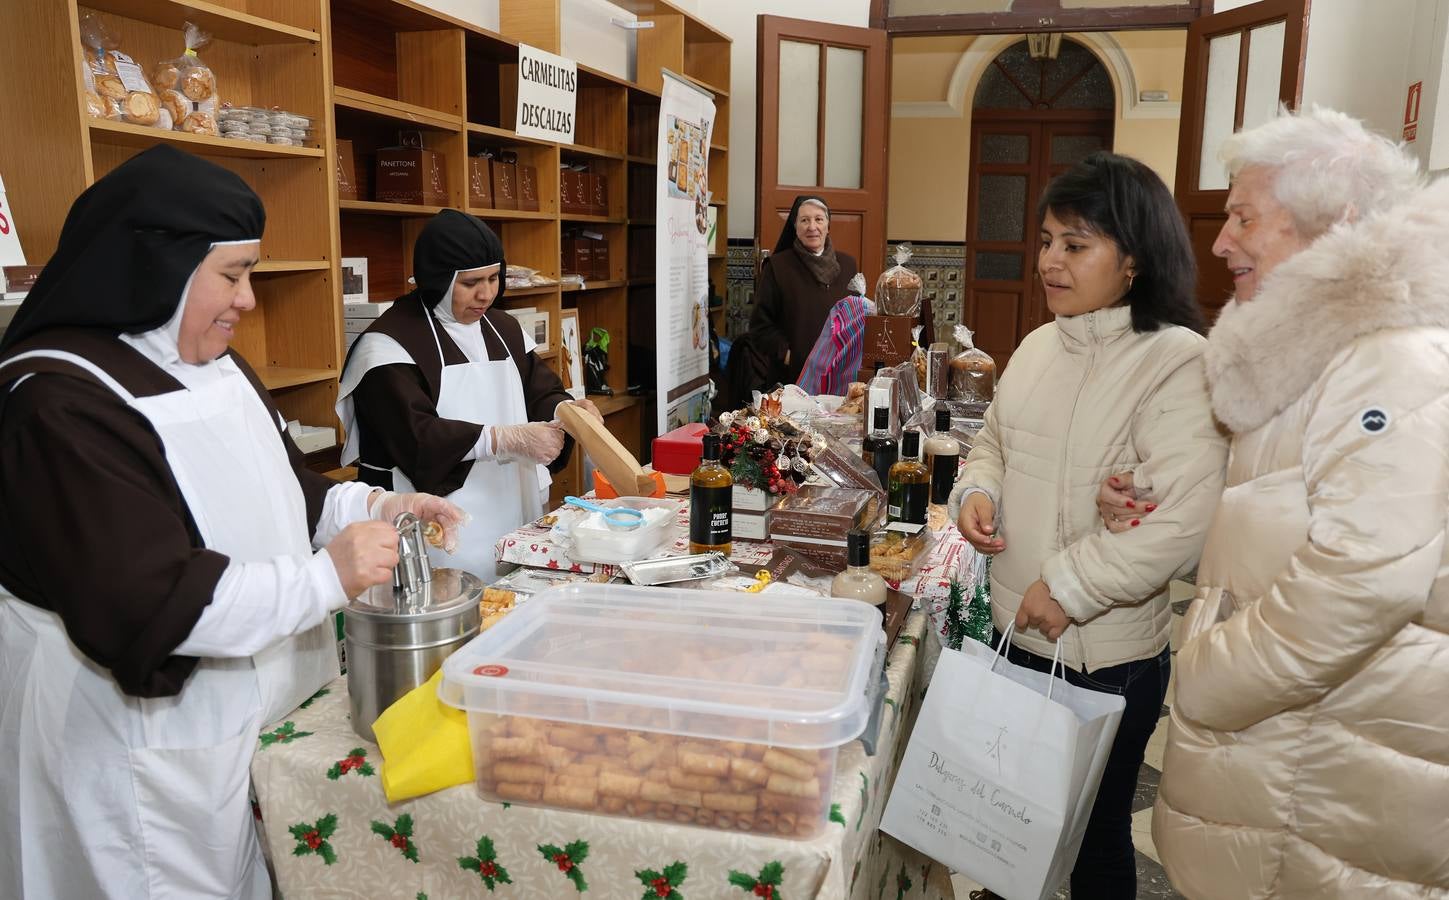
[1175,0,1310,323]
[756,15,890,285]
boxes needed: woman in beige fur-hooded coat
[1148,109,1449,898]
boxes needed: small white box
[734,487,775,512]
[286,420,338,454]
[343,316,373,334]
[732,511,771,542]
[341,257,368,303]
[343,300,392,318]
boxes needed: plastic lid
[701,432,721,461]
[901,429,920,458]
[872,407,889,430]
[935,405,951,431]
[439,584,882,749]
[846,529,870,567]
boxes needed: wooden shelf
[467,122,557,148]
[254,259,330,274]
[564,279,627,292]
[258,366,336,391]
[89,120,324,159]
[468,207,556,221]
[84,0,321,44]
[628,218,656,226]
[334,87,462,130]
[629,277,656,286]
[506,285,563,297]
[709,200,726,208]
[627,154,656,165]
[562,143,625,161]
[710,143,727,153]
[562,214,626,224]
[594,394,641,416]
[324,466,358,482]
[340,199,447,217]
[682,74,729,99]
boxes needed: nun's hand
[491,422,566,465]
[567,399,604,424]
[370,490,469,554]
[326,521,400,598]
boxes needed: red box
[651,422,709,475]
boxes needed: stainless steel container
[344,513,483,741]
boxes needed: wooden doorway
[756,15,890,286]
[1174,0,1309,324]
[962,38,1114,371]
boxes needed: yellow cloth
[373,669,474,803]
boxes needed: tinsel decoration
[943,558,993,650]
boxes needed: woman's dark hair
[1037,152,1203,334]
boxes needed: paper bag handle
[991,622,1068,701]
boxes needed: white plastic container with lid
[440,584,883,838]
[563,496,681,564]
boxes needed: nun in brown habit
[0,145,464,899]
[337,209,602,579]
[748,195,860,385]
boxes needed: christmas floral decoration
[328,747,375,780]
[727,861,785,898]
[635,861,688,899]
[260,721,313,749]
[289,813,339,865]
[711,409,820,495]
[370,814,419,863]
[539,839,590,892]
[458,835,511,891]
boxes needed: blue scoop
[563,496,646,531]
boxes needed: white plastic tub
[564,496,681,564]
[440,584,882,838]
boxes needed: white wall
[411,0,499,31]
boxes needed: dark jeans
[993,631,1170,899]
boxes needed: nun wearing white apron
[338,210,601,579]
[0,146,464,899]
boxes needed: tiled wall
[724,241,969,347]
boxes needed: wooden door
[963,116,1113,370]
[1175,0,1310,323]
[756,15,890,285]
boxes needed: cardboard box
[861,314,915,369]
[518,165,540,212]
[590,236,611,281]
[562,234,593,278]
[336,139,359,201]
[732,511,771,542]
[587,173,609,217]
[560,168,587,215]
[374,147,448,206]
[770,486,876,571]
[340,257,368,303]
[491,160,518,210]
[468,157,493,208]
[651,422,708,475]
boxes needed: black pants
[994,632,1170,899]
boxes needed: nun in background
[338,209,601,579]
[0,145,463,898]
[748,195,860,386]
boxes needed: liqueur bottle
[924,406,960,506]
[887,430,929,525]
[831,530,888,606]
[689,433,733,556]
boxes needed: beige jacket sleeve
[1175,334,1449,732]
[1042,353,1227,622]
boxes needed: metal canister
[343,513,483,741]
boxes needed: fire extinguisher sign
[1404,81,1422,142]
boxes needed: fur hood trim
[1205,176,1449,433]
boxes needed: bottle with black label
[925,405,960,505]
[887,430,929,525]
[831,530,888,606]
[862,406,897,491]
[689,433,733,556]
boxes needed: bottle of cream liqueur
[689,432,733,556]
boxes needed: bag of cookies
[79,11,162,128]
[874,244,923,317]
[152,22,218,136]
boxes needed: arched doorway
[963,37,1115,370]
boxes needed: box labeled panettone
[770,486,876,571]
[440,585,880,840]
[589,234,611,281]
[588,173,609,217]
[491,159,519,210]
[374,146,448,205]
[469,156,493,208]
[861,315,914,369]
[336,139,359,201]
[560,168,588,215]
[518,164,540,212]
[562,234,593,278]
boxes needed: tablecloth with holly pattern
[251,610,958,900]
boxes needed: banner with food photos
[655,71,716,433]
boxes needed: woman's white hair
[1219,105,1422,237]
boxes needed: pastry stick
[598,771,644,799]
[549,727,600,753]
[762,748,815,781]
[729,757,771,786]
[675,806,698,824]
[494,761,546,784]
[702,792,759,814]
[490,736,543,759]
[640,782,702,808]
[678,748,731,778]
[600,795,627,813]
[766,773,822,799]
[554,774,599,791]
[496,781,544,802]
[694,808,715,827]
[668,768,723,792]
[543,782,599,810]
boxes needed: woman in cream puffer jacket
[1151,140,1449,895]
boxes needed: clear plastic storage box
[565,496,681,565]
[440,584,882,838]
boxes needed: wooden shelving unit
[1,0,728,499]
[0,0,343,435]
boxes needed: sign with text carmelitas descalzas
[515,44,577,144]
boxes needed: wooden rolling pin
[556,404,658,497]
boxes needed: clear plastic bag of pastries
[79,10,162,128]
[152,21,219,136]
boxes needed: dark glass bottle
[862,407,898,491]
[689,433,733,555]
[925,406,960,505]
[887,430,929,525]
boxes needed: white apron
[0,351,337,900]
[338,316,545,580]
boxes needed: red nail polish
[1146,504,1157,513]
[1130,519,1140,527]
[1126,500,1135,509]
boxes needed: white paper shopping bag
[880,627,1125,900]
